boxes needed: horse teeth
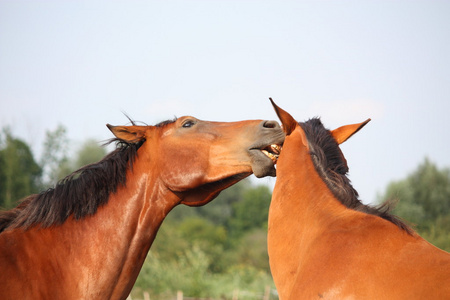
[262,150,278,163]
[271,144,281,154]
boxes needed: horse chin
[249,150,278,178]
[253,163,277,178]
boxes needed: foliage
[233,228,270,272]
[228,185,272,238]
[0,126,106,208]
[40,124,71,187]
[40,127,106,188]
[0,128,42,208]
[167,180,250,227]
[74,139,107,169]
[378,158,450,251]
[134,245,275,300]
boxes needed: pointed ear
[106,124,148,143]
[331,119,371,144]
[269,98,298,135]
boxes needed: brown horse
[268,99,450,300]
[0,116,284,300]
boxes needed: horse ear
[331,119,371,144]
[270,98,298,135]
[107,124,147,143]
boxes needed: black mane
[0,118,177,233]
[300,118,412,233]
[0,141,142,233]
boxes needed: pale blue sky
[1,0,449,203]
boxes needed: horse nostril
[262,120,280,129]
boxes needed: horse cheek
[159,148,207,191]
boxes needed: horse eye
[182,120,195,128]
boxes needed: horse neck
[35,155,179,299]
[269,150,345,240]
[270,129,347,228]
[268,130,347,291]
[92,160,180,298]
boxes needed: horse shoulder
[328,213,450,298]
[0,230,36,298]
[287,214,449,299]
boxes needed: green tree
[74,139,107,169]
[167,179,252,226]
[40,124,70,187]
[378,158,450,251]
[228,185,272,237]
[233,228,270,272]
[179,217,228,272]
[196,179,252,226]
[0,128,41,208]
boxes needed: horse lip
[249,140,284,155]
[248,133,285,177]
[248,139,284,177]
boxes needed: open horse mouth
[249,141,284,178]
[261,144,282,164]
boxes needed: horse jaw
[179,172,250,206]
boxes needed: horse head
[107,116,285,206]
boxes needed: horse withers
[0,116,284,300]
[268,99,450,299]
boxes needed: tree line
[1,125,449,299]
[378,158,450,251]
[0,125,106,209]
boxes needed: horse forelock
[300,118,412,233]
[0,137,146,233]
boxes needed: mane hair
[300,118,413,234]
[0,118,177,233]
[0,141,142,233]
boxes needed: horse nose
[261,120,281,129]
